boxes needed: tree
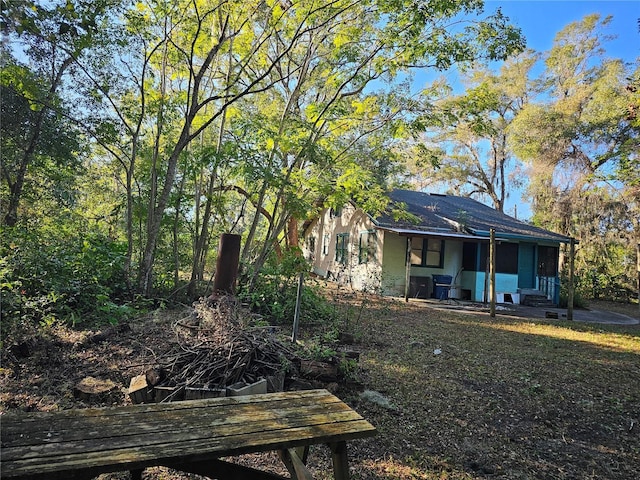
[409,52,536,211]
[3,0,525,300]
[224,0,526,285]
[0,60,83,223]
[509,14,639,299]
[119,0,524,295]
[510,15,638,191]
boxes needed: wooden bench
[1,389,376,480]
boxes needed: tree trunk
[3,57,73,226]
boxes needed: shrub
[1,222,134,341]
[238,250,337,326]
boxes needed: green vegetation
[0,2,637,341]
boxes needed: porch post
[567,238,575,321]
[404,237,412,302]
[636,242,639,313]
[490,229,496,318]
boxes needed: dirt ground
[2,293,639,479]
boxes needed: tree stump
[74,377,117,401]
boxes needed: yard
[1,287,639,479]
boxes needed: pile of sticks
[154,297,298,391]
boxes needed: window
[538,246,558,276]
[322,234,330,256]
[478,242,519,274]
[307,237,316,262]
[411,238,444,268]
[335,233,349,264]
[496,242,518,274]
[358,231,376,264]
[329,207,342,218]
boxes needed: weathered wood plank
[2,397,359,448]
[4,420,376,479]
[7,389,333,423]
[1,389,376,480]
[2,390,343,436]
[3,408,367,458]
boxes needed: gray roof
[373,189,571,244]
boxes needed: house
[302,189,572,304]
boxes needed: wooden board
[1,389,376,480]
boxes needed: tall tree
[227,0,526,283]
[0,60,83,222]
[3,0,525,298]
[509,14,638,230]
[509,14,639,299]
[409,52,536,211]
[0,1,115,226]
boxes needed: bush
[238,250,337,326]
[1,223,135,341]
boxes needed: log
[128,375,151,404]
[300,360,338,382]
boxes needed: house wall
[380,231,406,296]
[303,205,382,290]
[462,271,519,302]
[409,239,463,280]
[304,205,562,303]
[381,234,466,298]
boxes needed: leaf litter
[1,288,639,479]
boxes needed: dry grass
[2,290,639,479]
[331,293,640,479]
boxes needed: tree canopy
[1,2,637,334]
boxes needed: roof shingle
[374,190,571,243]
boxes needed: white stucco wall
[303,205,381,290]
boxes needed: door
[518,243,536,289]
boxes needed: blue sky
[488,0,639,64]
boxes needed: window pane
[410,238,423,266]
[426,251,441,266]
[496,243,518,274]
[427,238,441,252]
[538,246,558,276]
[425,239,443,267]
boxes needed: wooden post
[490,229,496,318]
[484,255,489,303]
[291,272,304,343]
[212,233,241,294]
[636,242,639,313]
[567,238,575,321]
[329,442,350,480]
[404,237,412,302]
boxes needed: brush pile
[144,296,300,398]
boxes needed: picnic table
[1,389,376,480]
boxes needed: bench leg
[279,447,313,480]
[130,468,143,480]
[329,442,349,480]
